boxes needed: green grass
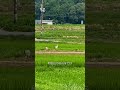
[0,38,34,59]
[86,42,120,61]
[36,24,85,39]
[35,24,85,31]
[0,37,34,89]
[86,67,120,90]
[35,27,85,40]
[36,67,84,90]
[35,42,85,52]
[35,54,85,90]
[35,24,85,90]
[0,66,34,90]
[36,54,85,67]
[35,24,85,52]
[35,24,85,44]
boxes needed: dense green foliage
[0,0,34,31]
[35,0,85,24]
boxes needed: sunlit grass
[35,54,85,90]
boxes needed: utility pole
[40,0,43,25]
[40,0,45,32]
[14,0,17,23]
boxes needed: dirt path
[0,56,34,67]
[0,61,34,67]
[0,29,34,36]
[86,62,120,67]
[35,51,85,54]
[35,38,83,44]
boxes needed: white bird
[55,44,58,49]
[45,47,49,50]
[25,50,31,59]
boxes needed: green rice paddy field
[0,66,34,90]
[35,24,85,90]
[35,54,85,90]
[86,67,120,90]
[0,38,34,59]
[86,42,120,62]
[35,24,120,90]
[0,37,34,89]
[35,42,85,52]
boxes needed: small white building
[81,20,84,24]
[35,20,53,25]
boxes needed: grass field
[35,25,85,42]
[0,66,34,90]
[86,67,120,90]
[36,54,85,90]
[86,42,120,62]
[36,54,85,67]
[35,24,85,52]
[35,42,85,52]
[0,38,34,59]
[86,0,120,89]
[0,37,34,89]
[35,24,85,90]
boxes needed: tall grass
[35,54,85,90]
[0,39,34,59]
[86,67,120,90]
[0,66,34,90]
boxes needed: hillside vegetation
[0,0,34,31]
[35,0,85,24]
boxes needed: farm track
[1,61,120,67]
[86,62,120,67]
[35,51,85,54]
[86,39,120,43]
[35,28,84,32]
[0,61,34,67]
[35,38,83,44]
[0,29,34,36]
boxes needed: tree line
[35,0,85,24]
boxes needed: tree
[35,0,85,24]
[69,3,85,23]
[14,0,17,23]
